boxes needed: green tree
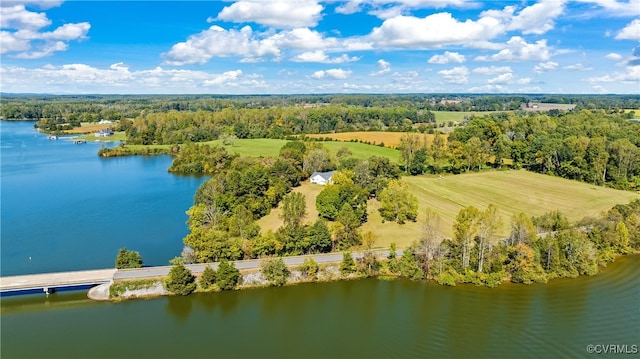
[216,259,241,290]
[307,219,333,253]
[261,257,290,286]
[453,206,480,270]
[387,243,400,274]
[297,258,319,281]
[398,133,422,173]
[303,148,334,174]
[340,252,357,276]
[477,204,503,273]
[505,243,547,284]
[509,212,536,246]
[357,251,381,277]
[199,265,216,290]
[164,259,197,295]
[334,203,362,249]
[115,248,143,269]
[399,248,424,280]
[280,192,306,228]
[378,179,418,224]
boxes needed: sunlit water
[1,121,205,275]
[1,255,638,358]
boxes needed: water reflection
[166,296,192,321]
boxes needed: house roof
[311,171,335,181]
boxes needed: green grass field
[114,138,399,162]
[259,170,640,250]
[432,110,505,124]
[75,131,127,142]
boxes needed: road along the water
[0,249,399,294]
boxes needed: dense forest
[399,110,640,189]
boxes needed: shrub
[115,248,143,269]
[217,259,241,290]
[262,257,290,287]
[164,261,196,295]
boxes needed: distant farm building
[310,171,335,185]
[95,129,114,138]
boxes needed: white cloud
[291,50,360,63]
[517,77,532,84]
[487,72,513,84]
[163,26,276,65]
[587,65,640,83]
[0,63,264,93]
[506,0,565,35]
[336,0,469,18]
[475,36,552,62]
[472,65,512,75]
[268,27,338,50]
[216,0,323,28]
[438,66,468,84]
[0,4,90,59]
[310,68,352,79]
[428,51,466,64]
[1,4,50,29]
[468,84,508,93]
[605,52,623,60]
[573,0,640,16]
[368,12,503,48]
[534,61,559,73]
[563,63,593,71]
[370,59,391,76]
[164,24,343,65]
[616,19,640,41]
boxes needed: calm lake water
[1,120,638,358]
[1,255,638,358]
[1,121,205,276]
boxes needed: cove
[1,255,638,358]
[0,121,205,276]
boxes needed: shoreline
[89,252,639,302]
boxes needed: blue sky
[1,0,639,94]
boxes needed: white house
[95,128,114,137]
[310,171,335,185]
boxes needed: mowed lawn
[197,138,399,162]
[306,131,437,149]
[258,181,324,232]
[259,170,639,250]
[404,170,640,239]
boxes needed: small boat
[73,139,86,144]
[47,135,58,140]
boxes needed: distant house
[98,119,113,124]
[310,171,335,185]
[95,128,114,138]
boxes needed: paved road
[0,249,400,292]
[0,268,117,292]
[115,249,397,280]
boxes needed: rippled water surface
[1,255,638,358]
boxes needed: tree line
[398,110,640,189]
